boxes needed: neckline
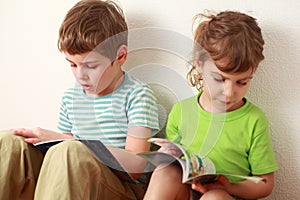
[195,92,251,121]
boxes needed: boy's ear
[115,45,128,65]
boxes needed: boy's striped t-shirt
[57,73,159,148]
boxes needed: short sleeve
[127,85,159,133]
[166,102,182,142]
[57,95,72,133]
[248,115,278,175]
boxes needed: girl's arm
[192,172,275,199]
[227,172,274,199]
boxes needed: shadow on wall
[123,25,197,138]
[124,16,196,137]
[247,25,300,199]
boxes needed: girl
[143,10,278,200]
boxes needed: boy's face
[65,51,123,97]
[199,60,253,113]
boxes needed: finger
[12,128,26,134]
[24,137,42,144]
[192,182,208,193]
[13,129,36,138]
[155,141,171,147]
[218,175,229,186]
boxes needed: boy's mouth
[81,84,92,91]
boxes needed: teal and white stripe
[57,73,159,148]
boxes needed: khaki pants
[0,130,43,200]
[0,130,145,200]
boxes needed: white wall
[1,0,300,199]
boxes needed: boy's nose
[77,67,88,80]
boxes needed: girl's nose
[223,82,235,98]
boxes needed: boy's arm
[13,127,73,144]
[107,126,152,179]
[125,126,152,153]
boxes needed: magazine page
[183,156,265,184]
[80,140,136,183]
[139,138,265,184]
[142,138,218,184]
[143,138,189,174]
[184,156,217,184]
[138,151,186,172]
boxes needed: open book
[34,139,137,183]
[138,138,265,184]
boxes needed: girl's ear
[115,45,128,65]
[195,59,203,73]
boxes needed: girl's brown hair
[58,0,128,60]
[188,11,265,90]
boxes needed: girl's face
[65,51,123,97]
[198,60,253,113]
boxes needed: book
[34,139,137,183]
[138,138,265,184]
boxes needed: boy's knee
[0,130,27,150]
[48,140,84,155]
[201,189,233,200]
[46,140,93,163]
[153,164,183,182]
[43,140,102,173]
[0,130,16,140]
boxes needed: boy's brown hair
[58,0,128,60]
[188,11,265,90]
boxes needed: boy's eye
[87,65,98,69]
[214,78,224,82]
[70,64,77,68]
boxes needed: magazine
[138,138,265,184]
[34,139,136,183]
[33,139,73,154]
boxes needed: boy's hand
[192,175,231,194]
[12,127,71,144]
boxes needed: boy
[143,11,278,200]
[0,0,159,199]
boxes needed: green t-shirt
[166,93,278,182]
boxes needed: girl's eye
[70,64,77,68]
[238,82,248,86]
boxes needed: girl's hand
[12,127,70,144]
[192,175,231,194]
[157,143,182,157]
